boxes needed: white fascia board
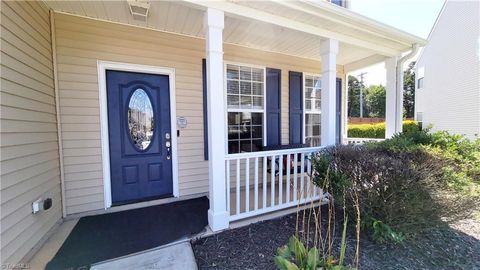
[276,1,412,48]
[181,0,401,56]
[301,0,428,46]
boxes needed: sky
[348,0,445,86]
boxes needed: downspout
[395,44,419,132]
[50,10,67,218]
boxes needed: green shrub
[312,129,480,244]
[312,145,442,241]
[373,129,480,197]
[347,120,420,139]
[347,122,385,139]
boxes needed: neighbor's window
[304,74,321,147]
[330,0,344,7]
[226,64,265,154]
[417,66,425,89]
[417,77,424,89]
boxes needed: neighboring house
[415,0,480,139]
[0,0,425,264]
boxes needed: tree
[365,85,386,118]
[403,61,416,118]
[347,75,365,117]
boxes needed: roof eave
[300,0,427,47]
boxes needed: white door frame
[97,60,179,209]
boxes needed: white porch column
[320,39,339,146]
[204,8,229,232]
[385,56,397,138]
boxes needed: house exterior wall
[1,1,62,264]
[53,13,344,215]
[415,0,480,139]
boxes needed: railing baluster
[226,160,230,214]
[254,157,259,211]
[310,153,317,198]
[245,157,250,213]
[300,153,305,203]
[262,156,267,209]
[307,153,312,200]
[278,154,283,205]
[293,153,298,202]
[286,153,291,203]
[236,158,240,215]
[271,155,276,207]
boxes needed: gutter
[395,44,420,132]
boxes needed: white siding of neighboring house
[53,13,345,215]
[415,0,480,139]
[0,1,63,264]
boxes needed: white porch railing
[345,137,384,145]
[225,147,323,221]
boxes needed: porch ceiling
[43,0,426,67]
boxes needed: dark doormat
[46,196,208,270]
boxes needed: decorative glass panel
[128,89,154,151]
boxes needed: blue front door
[106,70,173,205]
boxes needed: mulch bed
[192,208,480,270]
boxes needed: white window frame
[224,61,267,154]
[302,72,322,146]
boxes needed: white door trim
[97,60,179,209]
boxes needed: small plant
[275,160,360,269]
[369,219,405,245]
[275,223,356,270]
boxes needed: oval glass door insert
[127,88,154,151]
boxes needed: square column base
[208,209,229,232]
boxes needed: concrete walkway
[91,241,198,270]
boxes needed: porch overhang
[43,0,426,68]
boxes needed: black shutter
[202,59,208,160]
[289,71,303,144]
[266,68,281,146]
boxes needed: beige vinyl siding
[54,13,345,215]
[1,1,62,264]
[54,12,208,214]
